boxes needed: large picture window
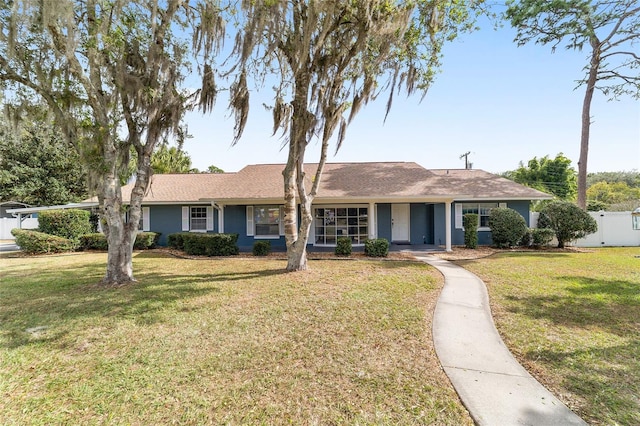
[255,206,281,237]
[314,206,368,245]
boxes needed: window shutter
[142,207,150,231]
[246,206,254,236]
[206,206,214,231]
[455,204,463,229]
[181,206,189,231]
[279,206,285,236]
[499,202,507,209]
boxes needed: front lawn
[459,247,640,426]
[0,251,471,425]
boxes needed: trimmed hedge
[168,232,239,256]
[489,207,527,248]
[134,232,161,250]
[80,232,160,251]
[463,213,479,249]
[167,232,190,250]
[364,238,389,257]
[80,233,109,250]
[253,240,271,256]
[11,228,77,254]
[531,228,555,247]
[335,237,352,256]
[38,209,92,240]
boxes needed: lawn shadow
[503,275,640,337]
[527,340,640,425]
[0,255,288,349]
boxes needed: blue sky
[182,17,640,175]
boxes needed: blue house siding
[410,203,428,244]
[225,205,287,251]
[376,204,392,242]
[148,204,218,246]
[148,200,532,249]
[450,201,532,246]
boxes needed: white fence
[531,211,640,247]
[0,217,39,240]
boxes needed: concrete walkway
[415,255,587,426]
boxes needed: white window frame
[313,205,369,246]
[182,206,214,232]
[455,202,506,230]
[248,205,283,239]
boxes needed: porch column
[218,204,225,233]
[368,202,376,239]
[445,200,452,252]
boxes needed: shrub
[134,232,160,250]
[531,228,555,247]
[364,238,389,257]
[253,240,271,256]
[335,237,352,256]
[11,228,77,254]
[80,233,109,250]
[538,201,598,248]
[181,233,239,256]
[80,232,160,251]
[463,213,478,249]
[520,229,533,247]
[489,207,528,248]
[38,209,92,240]
[167,232,191,250]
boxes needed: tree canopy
[0,0,224,285]
[506,0,640,209]
[502,153,577,201]
[0,109,87,206]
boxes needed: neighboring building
[7,162,552,250]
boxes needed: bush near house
[252,240,271,256]
[364,238,389,257]
[169,233,239,256]
[463,213,478,249]
[167,232,190,250]
[38,209,92,241]
[78,232,162,251]
[11,229,77,254]
[335,237,352,256]
[489,208,527,248]
[531,228,555,247]
[538,201,598,248]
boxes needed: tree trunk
[577,38,600,210]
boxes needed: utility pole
[459,151,472,169]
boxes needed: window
[457,203,503,229]
[633,208,640,230]
[314,206,368,245]
[182,206,214,231]
[252,206,281,237]
[190,207,208,231]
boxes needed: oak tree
[231,0,481,271]
[0,0,224,284]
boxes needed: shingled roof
[118,162,551,203]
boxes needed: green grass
[459,247,640,426]
[0,251,471,425]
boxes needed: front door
[391,204,410,243]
